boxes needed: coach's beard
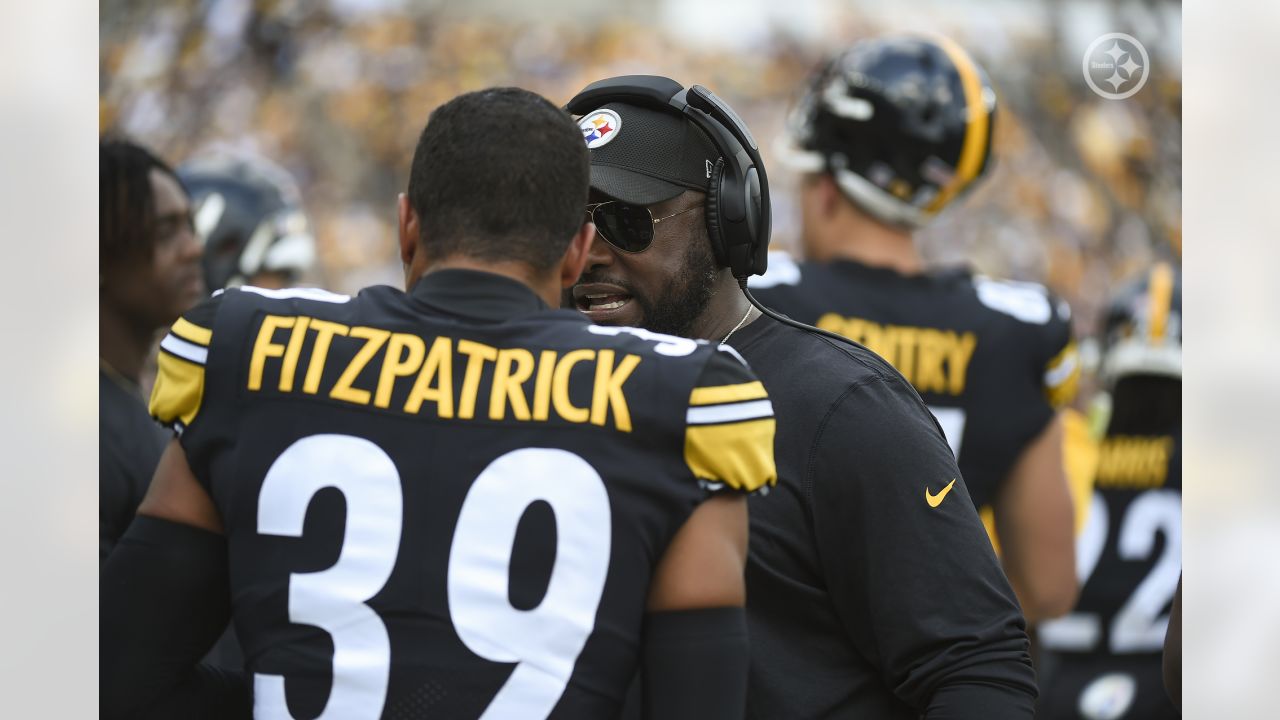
[577,238,720,340]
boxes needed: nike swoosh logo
[925,479,957,508]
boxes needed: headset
[566,75,770,279]
[567,75,867,350]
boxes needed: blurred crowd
[100,0,1181,341]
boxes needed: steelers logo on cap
[580,109,622,149]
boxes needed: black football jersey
[1037,382,1181,720]
[1039,429,1182,659]
[148,270,776,719]
[750,253,1077,510]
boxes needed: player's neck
[806,207,923,275]
[415,256,561,307]
[689,272,759,343]
[99,302,155,384]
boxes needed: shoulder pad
[972,276,1054,325]
[748,251,802,289]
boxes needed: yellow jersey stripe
[1044,342,1081,408]
[1061,408,1100,534]
[685,417,777,493]
[927,35,991,213]
[1147,262,1174,344]
[171,317,212,346]
[690,381,768,407]
[149,351,206,429]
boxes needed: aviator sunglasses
[585,201,700,253]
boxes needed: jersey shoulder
[968,274,1070,329]
[683,345,777,494]
[967,275,1080,407]
[148,285,356,433]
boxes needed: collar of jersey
[409,268,553,323]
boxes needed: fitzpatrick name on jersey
[245,314,643,431]
[814,314,977,396]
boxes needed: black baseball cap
[576,102,721,205]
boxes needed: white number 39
[253,435,612,720]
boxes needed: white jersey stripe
[237,286,351,303]
[160,333,209,365]
[687,399,774,426]
[1044,348,1079,387]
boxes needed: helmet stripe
[1147,261,1175,344]
[928,36,991,213]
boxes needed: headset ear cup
[704,157,728,267]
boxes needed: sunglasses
[586,201,701,253]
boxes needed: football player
[101,87,776,720]
[179,151,317,291]
[750,36,1080,623]
[568,75,1036,719]
[1038,262,1182,719]
[100,138,204,563]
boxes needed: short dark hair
[100,137,183,268]
[407,87,589,271]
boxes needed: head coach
[565,75,1038,719]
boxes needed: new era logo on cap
[580,109,622,149]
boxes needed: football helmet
[1100,261,1182,383]
[179,152,316,290]
[781,35,997,228]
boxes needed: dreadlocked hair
[100,137,182,269]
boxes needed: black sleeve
[641,607,749,720]
[808,377,1037,716]
[100,515,250,720]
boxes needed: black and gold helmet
[1100,261,1182,383]
[781,35,997,228]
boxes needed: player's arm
[101,300,250,720]
[639,348,776,720]
[991,308,1085,623]
[811,378,1036,718]
[992,413,1078,622]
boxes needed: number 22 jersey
[148,269,776,719]
[1038,376,1181,719]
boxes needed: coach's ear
[560,221,595,288]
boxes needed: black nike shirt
[727,315,1037,719]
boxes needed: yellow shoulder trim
[149,351,206,429]
[690,381,768,406]
[685,417,777,492]
[1061,408,1099,534]
[979,504,1000,555]
[171,317,212,346]
[1044,341,1081,407]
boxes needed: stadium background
[71,2,1280,718]
[99,0,1182,360]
